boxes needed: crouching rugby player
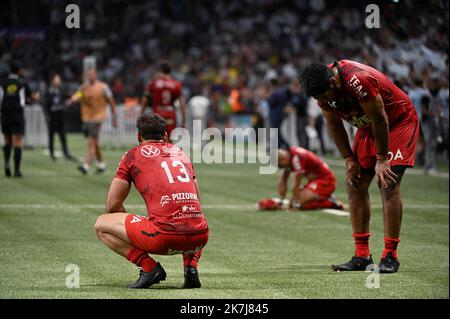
[277,146,344,210]
[95,113,209,289]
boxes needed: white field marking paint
[321,209,350,216]
[40,150,83,162]
[0,203,447,216]
[42,149,63,158]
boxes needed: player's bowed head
[300,63,342,101]
[277,149,291,169]
[136,113,169,144]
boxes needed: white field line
[321,209,350,216]
[0,203,447,217]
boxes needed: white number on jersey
[161,160,190,184]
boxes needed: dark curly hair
[136,113,167,140]
[300,63,333,97]
[160,62,171,74]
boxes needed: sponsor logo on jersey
[172,192,198,201]
[182,205,198,212]
[162,146,182,156]
[292,155,302,171]
[161,193,199,206]
[328,100,338,109]
[173,211,202,219]
[167,245,202,255]
[155,79,176,89]
[348,75,368,99]
[6,84,18,94]
[346,114,371,128]
[160,195,171,207]
[155,80,164,88]
[140,145,160,158]
[161,146,183,157]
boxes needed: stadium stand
[0,0,448,158]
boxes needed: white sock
[96,162,106,170]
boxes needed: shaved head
[277,149,291,168]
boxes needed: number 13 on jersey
[161,160,190,183]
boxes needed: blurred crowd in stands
[0,0,448,172]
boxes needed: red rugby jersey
[115,141,208,235]
[318,60,418,132]
[289,146,335,181]
[146,76,182,111]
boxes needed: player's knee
[298,188,319,203]
[298,192,316,205]
[346,184,367,201]
[380,185,400,201]
[94,214,107,234]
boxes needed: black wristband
[376,153,388,161]
[343,154,353,160]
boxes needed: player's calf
[379,177,402,272]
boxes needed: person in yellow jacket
[66,67,117,175]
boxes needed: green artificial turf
[0,135,448,298]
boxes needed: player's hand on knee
[345,157,361,188]
[375,160,398,189]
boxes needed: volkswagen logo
[140,145,160,158]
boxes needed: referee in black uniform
[0,62,38,177]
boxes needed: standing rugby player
[94,113,208,289]
[141,63,186,137]
[301,60,419,273]
[66,67,118,175]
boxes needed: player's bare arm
[106,95,118,127]
[66,90,82,106]
[140,95,148,114]
[105,177,131,214]
[290,173,303,207]
[140,88,153,114]
[178,95,187,128]
[278,169,290,199]
[193,175,201,201]
[359,95,398,189]
[30,91,40,103]
[322,109,361,187]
